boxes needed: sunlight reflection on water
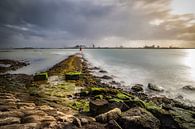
[184,49,195,79]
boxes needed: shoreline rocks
[0,59,29,74]
[182,85,195,91]
[1,54,195,129]
[148,83,164,92]
[119,107,160,129]
[131,84,144,93]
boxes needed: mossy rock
[95,95,104,99]
[65,71,82,80]
[144,101,162,114]
[57,83,75,92]
[69,100,89,112]
[33,72,48,81]
[109,98,124,103]
[125,98,145,108]
[105,95,113,99]
[116,93,130,100]
[170,107,195,129]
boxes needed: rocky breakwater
[0,59,29,74]
[0,54,195,129]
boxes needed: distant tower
[93,44,95,48]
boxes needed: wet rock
[101,75,112,80]
[90,67,100,70]
[170,107,195,129]
[182,85,195,91]
[0,117,21,126]
[95,108,121,123]
[73,117,82,128]
[118,107,160,129]
[148,108,180,129]
[148,83,164,92]
[89,99,109,115]
[109,81,121,86]
[131,84,144,92]
[132,92,148,101]
[99,70,107,73]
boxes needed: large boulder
[118,107,160,129]
[145,103,180,129]
[95,108,121,123]
[148,83,164,92]
[89,99,109,115]
[170,107,195,129]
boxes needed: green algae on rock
[33,72,48,81]
[65,71,82,80]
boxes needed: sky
[0,0,195,48]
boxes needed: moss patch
[95,95,104,99]
[68,99,89,112]
[65,71,81,75]
[116,93,130,100]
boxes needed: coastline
[0,54,195,129]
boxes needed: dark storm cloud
[0,0,195,48]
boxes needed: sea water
[0,49,78,74]
[84,49,195,105]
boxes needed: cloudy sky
[0,0,195,48]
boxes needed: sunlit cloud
[0,0,195,48]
